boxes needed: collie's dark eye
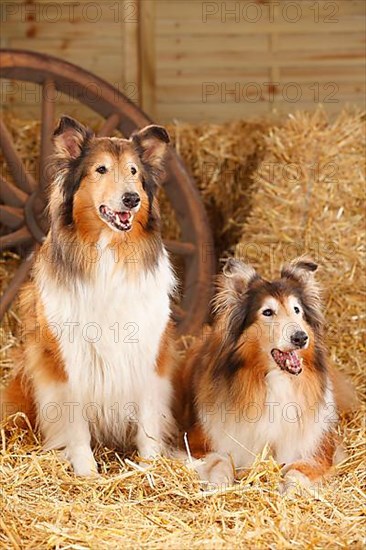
[262,309,274,317]
[96,165,107,174]
[294,306,300,314]
[130,166,137,175]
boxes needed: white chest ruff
[201,370,336,467]
[38,248,175,447]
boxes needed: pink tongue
[118,211,131,223]
[272,349,302,375]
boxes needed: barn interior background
[0,1,365,549]
[1,0,365,121]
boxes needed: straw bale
[165,119,274,257]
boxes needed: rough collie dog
[0,116,176,476]
[175,257,353,491]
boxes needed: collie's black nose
[291,330,308,348]
[122,192,140,209]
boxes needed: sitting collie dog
[0,116,177,476]
[174,257,354,491]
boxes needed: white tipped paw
[64,446,99,477]
[279,469,312,496]
[137,444,163,461]
[193,452,235,488]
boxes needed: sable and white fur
[1,116,176,476]
[174,257,354,491]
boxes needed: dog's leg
[136,376,172,459]
[136,401,163,458]
[36,381,98,476]
[61,406,98,477]
[280,433,335,495]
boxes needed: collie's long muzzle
[271,349,303,375]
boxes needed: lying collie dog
[1,116,176,475]
[175,257,353,491]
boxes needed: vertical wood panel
[139,0,156,117]
[123,0,140,106]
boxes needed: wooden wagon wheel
[0,49,215,335]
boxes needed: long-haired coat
[1,116,176,476]
[175,258,354,491]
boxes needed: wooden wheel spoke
[0,118,36,194]
[24,192,47,243]
[0,205,24,229]
[39,78,56,194]
[0,226,31,250]
[0,175,28,207]
[97,113,121,137]
[164,239,196,256]
[0,250,35,319]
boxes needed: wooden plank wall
[0,0,140,121]
[1,0,365,123]
[154,0,366,122]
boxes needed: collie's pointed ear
[132,125,170,173]
[281,256,323,325]
[281,256,318,283]
[53,116,92,159]
[213,259,257,314]
[222,258,258,294]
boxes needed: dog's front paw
[193,452,235,489]
[64,446,99,477]
[279,469,313,496]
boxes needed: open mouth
[271,349,303,376]
[99,205,133,232]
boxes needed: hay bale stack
[166,119,273,257]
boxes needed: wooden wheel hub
[0,49,215,335]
